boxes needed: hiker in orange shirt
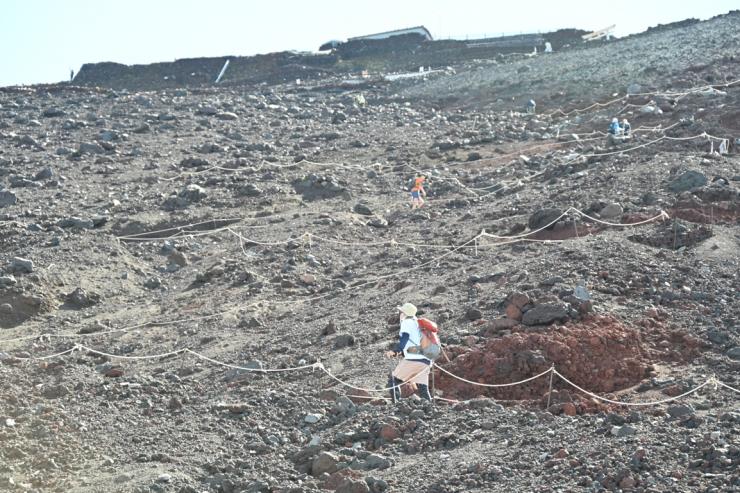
[410,174,427,209]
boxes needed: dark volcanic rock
[667,170,707,192]
[0,190,18,207]
[527,208,563,230]
[293,174,349,201]
[521,303,569,326]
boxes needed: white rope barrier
[3,346,737,406]
[573,209,669,228]
[78,344,187,360]
[10,346,79,360]
[717,380,740,394]
[116,218,244,240]
[0,314,224,345]
[546,78,740,117]
[553,369,713,407]
[0,207,669,347]
[186,349,319,373]
[434,363,554,388]
[115,205,669,251]
[318,362,431,393]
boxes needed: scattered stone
[304,413,323,424]
[8,257,34,274]
[42,108,66,118]
[65,287,101,308]
[57,217,95,229]
[528,208,562,231]
[42,384,70,399]
[336,478,371,493]
[163,184,207,209]
[599,202,623,219]
[0,190,18,207]
[667,404,695,419]
[379,423,401,441]
[726,347,740,360]
[312,451,339,476]
[504,292,530,321]
[353,203,373,216]
[334,334,355,349]
[79,142,106,154]
[144,277,162,289]
[706,328,729,345]
[521,303,568,326]
[215,111,238,121]
[668,170,707,192]
[466,307,483,321]
[238,183,263,197]
[293,174,349,201]
[34,167,54,180]
[168,250,189,267]
[0,275,17,287]
[180,157,209,168]
[611,425,637,437]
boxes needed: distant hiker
[621,118,631,137]
[410,174,426,209]
[608,118,620,135]
[70,69,74,82]
[354,93,367,108]
[385,303,434,402]
[526,99,536,114]
[607,118,622,146]
[544,42,553,53]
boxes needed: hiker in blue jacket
[608,117,621,135]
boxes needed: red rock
[319,389,340,401]
[323,470,360,490]
[347,390,372,404]
[103,367,124,378]
[619,475,636,489]
[379,424,401,441]
[554,448,569,459]
[508,292,530,309]
[505,304,523,321]
[644,307,659,319]
[464,335,478,347]
[561,403,577,416]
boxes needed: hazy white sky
[1,0,737,87]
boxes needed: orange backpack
[414,318,441,360]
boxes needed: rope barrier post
[573,212,580,240]
[546,365,555,410]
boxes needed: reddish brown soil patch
[434,314,704,408]
[670,201,740,224]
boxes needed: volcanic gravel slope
[1,15,739,493]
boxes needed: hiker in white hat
[384,302,432,401]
